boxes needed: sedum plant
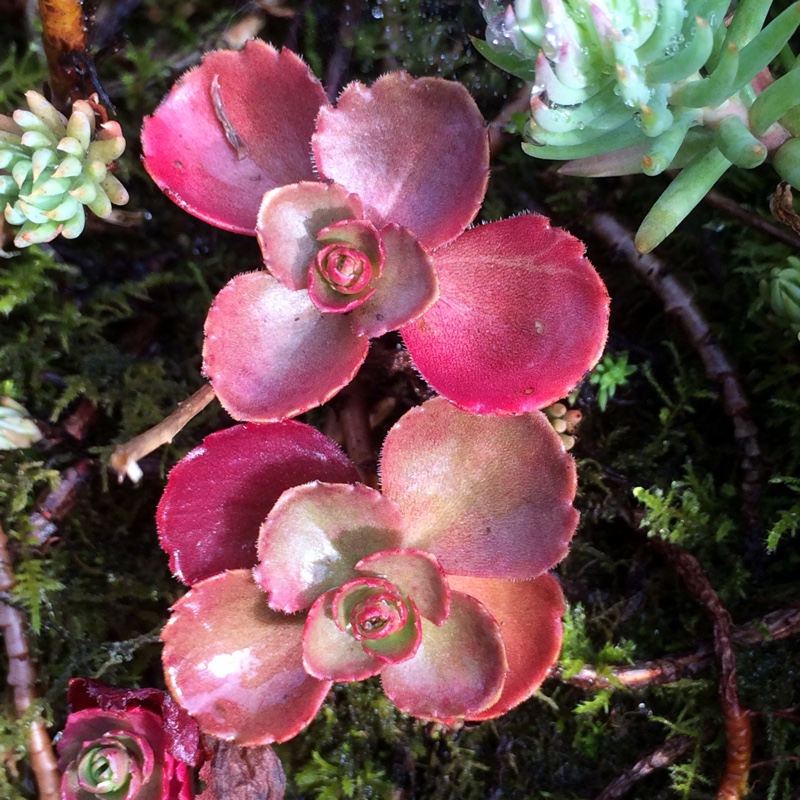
[156,397,577,744]
[142,41,609,422]
[0,91,128,248]
[0,397,42,449]
[762,254,800,338]
[477,0,800,251]
[57,679,202,800]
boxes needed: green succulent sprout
[0,91,128,248]
[761,255,800,339]
[477,0,800,251]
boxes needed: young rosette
[157,397,576,744]
[1,92,128,248]
[142,41,609,422]
[57,678,203,800]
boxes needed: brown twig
[38,0,89,110]
[109,383,216,483]
[488,85,531,159]
[29,458,94,545]
[0,523,60,800]
[336,377,379,489]
[704,188,800,249]
[551,606,800,690]
[595,734,696,800]
[588,212,765,567]
[655,540,752,800]
[324,0,363,101]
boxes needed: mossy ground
[1,1,799,798]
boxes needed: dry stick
[0,523,60,800]
[655,540,752,800]
[336,378,379,490]
[704,188,800,249]
[588,213,765,565]
[37,0,89,110]
[29,458,94,545]
[551,606,800,691]
[595,734,696,800]
[109,383,216,483]
[488,86,532,159]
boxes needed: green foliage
[294,750,394,800]
[765,477,800,552]
[588,350,638,411]
[0,44,46,108]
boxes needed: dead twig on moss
[29,458,94,544]
[704,189,800,249]
[38,0,89,109]
[336,374,379,490]
[655,540,751,800]
[589,212,765,568]
[110,383,216,483]
[595,734,696,800]
[0,523,60,800]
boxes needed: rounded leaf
[254,482,405,612]
[162,570,332,745]
[142,42,328,234]
[157,421,359,586]
[381,591,506,721]
[402,215,610,413]
[313,73,489,249]
[448,573,565,720]
[202,271,369,422]
[382,397,578,579]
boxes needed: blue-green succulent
[762,255,800,339]
[478,0,800,251]
[1,91,128,249]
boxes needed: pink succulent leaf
[448,574,565,721]
[302,588,385,681]
[349,225,439,338]
[162,570,332,745]
[329,576,422,663]
[157,421,358,586]
[58,708,161,800]
[202,271,369,422]
[256,182,364,290]
[402,215,610,414]
[381,396,579,579]
[356,548,450,625]
[142,42,328,234]
[381,591,506,721]
[313,72,489,249]
[254,482,404,612]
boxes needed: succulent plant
[157,397,576,743]
[762,254,800,338]
[142,41,609,423]
[58,678,202,800]
[478,0,800,251]
[0,397,42,450]
[0,91,128,248]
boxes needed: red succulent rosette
[157,398,575,744]
[142,41,609,422]
[57,678,202,800]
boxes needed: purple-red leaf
[142,42,328,234]
[356,548,450,625]
[202,271,369,422]
[381,396,578,579]
[254,482,404,612]
[381,591,506,720]
[256,182,365,291]
[157,421,358,586]
[162,570,331,745]
[313,73,489,250]
[402,215,610,414]
[448,573,565,720]
[349,225,438,338]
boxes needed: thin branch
[595,734,696,800]
[37,0,89,110]
[29,459,94,545]
[704,188,800,249]
[109,384,216,483]
[588,212,765,567]
[0,523,60,800]
[551,606,800,690]
[488,86,531,159]
[336,377,379,490]
[655,540,752,800]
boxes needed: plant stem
[110,383,216,483]
[0,523,60,800]
[589,212,765,570]
[37,0,89,110]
